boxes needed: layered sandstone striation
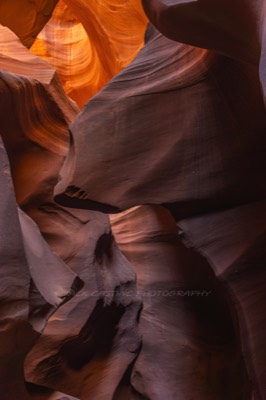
[0,21,141,400]
[54,4,266,400]
[31,0,148,107]
[141,0,266,100]
[54,25,266,218]
[111,206,250,399]
[0,1,265,400]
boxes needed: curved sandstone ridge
[0,25,78,156]
[0,0,58,48]
[178,200,266,400]
[142,0,261,64]
[62,0,148,74]
[142,0,266,97]
[0,24,141,400]
[110,206,250,399]
[53,9,266,400]
[30,1,101,109]
[0,135,80,399]
[31,0,148,107]
[54,24,266,219]
[0,1,265,400]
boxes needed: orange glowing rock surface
[0,0,58,48]
[0,23,140,399]
[0,24,78,158]
[31,0,148,107]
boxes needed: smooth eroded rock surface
[31,0,148,107]
[0,22,141,400]
[0,2,265,399]
[0,0,58,48]
[54,25,266,220]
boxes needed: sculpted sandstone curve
[141,0,266,98]
[110,205,250,399]
[54,25,266,219]
[0,2,265,400]
[31,0,148,107]
[0,25,141,399]
[53,17,266,400]
[0,0,58,48]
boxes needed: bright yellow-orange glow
[31,0,148,108]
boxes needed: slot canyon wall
[0,1,265,399]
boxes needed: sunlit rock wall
[30,0,148,107]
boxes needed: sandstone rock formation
[54,24,266,219]
[141,0,266,100]
[0,131,80,400]
[0,0,58,48]
[53,6,266,400]
[111,206,250,399]
[31,0,148,107]
[0,20,141,400]
[0,1,265,399]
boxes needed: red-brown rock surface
[0,1,266,399]
[54,24,266,219]
[0,0,58,48]
[31,0,148,107]
[142,0,261,64]
[0,22,141,400]
[141,0,266,101]
[0,132,80,400]
[53,9,266,400]
[178,200,266,399]
[111,205,250,399]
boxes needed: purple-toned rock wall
[0,1,265,399]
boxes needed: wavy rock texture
[31,0,148,107]
[141,0,266,98]
[178,200,266,400]
[62,0,148,75]
[0,24,78,156]
[54,15,266,400]
[0,1,266,400]
[0,133,80,400]
[0,25,141,399]
[142,0,261,64]
[0,0,58,48]
[111,205,250,399]
[54,24,266,218]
